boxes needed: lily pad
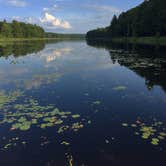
[122,123,128,127]
[92,101,101,105]
[72,114,80,119]
[61,141,70,146]
[113,86,127,91]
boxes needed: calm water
[0,40,166,166]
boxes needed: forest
[0,20,85,40]
[86,0,166,39]
[0,20,45,38]
[45,32,85,39]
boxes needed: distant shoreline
[0,37,85,42]
[86,37,166,46]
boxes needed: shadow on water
[86,39,166,92]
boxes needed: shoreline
[86,37,166,46]
[0,37,85,42]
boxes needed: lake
[0,40,166,166]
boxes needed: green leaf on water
[92,101,101,105]
[113,86,127,91]
[72,114,80,119]
[122,123,128,127]
[61,141,70,146]
[151,138,159,146]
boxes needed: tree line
[86,0,166,39]
[0,20,45,38]
[45,32,85,39]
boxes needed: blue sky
[0,0,143,33]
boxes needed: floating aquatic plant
[0,90,91,151]
[0,90,23,109]
[58,125,70,133]
[20,122,31,131]
[151,138,159,145]
[72,122,84,132]
[113,86,127,91]
[3,143,12,149]
[92,101,101,105]
[122,123,128,127]
[122,119,166,146]
[61,141,70,146]
[0,92,87,135]
[72,114,80,119]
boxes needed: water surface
[0,40,166,166]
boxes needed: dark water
[0,40,166,166]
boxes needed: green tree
[0,22,13,37]
[12,20,23,37]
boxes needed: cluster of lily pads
[122,119,166,146]
[0,89,94,151]
[0,90,23,109]
[1,100,85,132]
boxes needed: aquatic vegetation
[92,101,101,105]
[4,143,12,149]
[66,154,73,166]
[0,91,86,134]
[0,90,23,109]
[31,119,37,124]
[140,126,156,139]
[0,90,92,152]
[159,132,166,137]
[61,141,70,146]
[72,114,80,118]
[12,123,22,130]
[72,122,84,132]
[20,122,31,131]
[112,86,127,91]
[18,117,27,123]
[122,119,166,146]
[58,125,70,133]
[122,123,128,127]
[1,136,28,151]
[22,141,26,145]
[151,138,159,145]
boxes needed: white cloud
[40,12,71,29]
[9,12,72,31]
[7,0,27,7]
